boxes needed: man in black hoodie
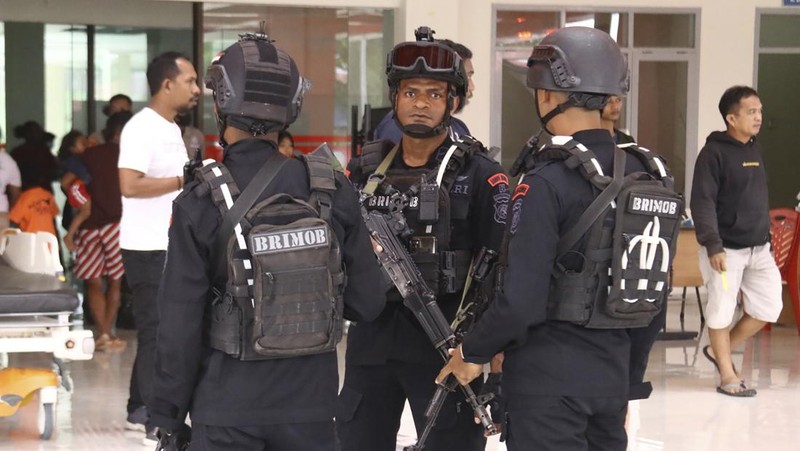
[690,85,782,397]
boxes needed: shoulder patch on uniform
[487,173,509,187]
[512,183,529,201]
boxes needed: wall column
[4,22,44,149]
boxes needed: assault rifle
[361,196,498,450]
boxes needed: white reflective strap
[207,162,255,304]
[575,142,605,177]
[436,143,459,187]
[234,223,246,249]
[652,157,667,178]
[425,142,460,235]
[550,135,572,145]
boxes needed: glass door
[628,51,697,196]
[495,50,537,172]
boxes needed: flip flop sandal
[702,345,739,376]
[702,345,719,371]
[716,383,757,397]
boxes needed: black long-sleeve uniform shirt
[149,139,384,430]
[462,129,656,398]
[346,138,509,366]
[690,131,771,256]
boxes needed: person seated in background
[278,130,294,156]
[8,179,60,235]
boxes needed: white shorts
[699,244,783,329]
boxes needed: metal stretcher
[0,231,94,439]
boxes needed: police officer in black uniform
[148,34,384,450]
[438,27,666,451]
[337,27,509,451]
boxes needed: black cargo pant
[121,250,165,421]
[189,421,337,451]
[337,360,485,451]
[504,394,628,451]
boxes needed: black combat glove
[155,423,191,451]
[481,372,505,424]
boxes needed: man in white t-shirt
[118,51,200,446]
[0,126,22,228]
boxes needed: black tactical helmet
[527,27,629,99]
[385,26,468,138]
[205,32,309,144]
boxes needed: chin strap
[401,121,449,139]
[535,91,609,133]
[215,113,229,149]
[535,90,577,135]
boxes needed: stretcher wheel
[38,402,55,440]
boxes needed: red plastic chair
[769,208,800,334]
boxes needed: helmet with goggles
[385,26,468,138]
[205,32,310,146]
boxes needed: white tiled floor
[1,297,799,450]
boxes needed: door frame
[628,48,699,196]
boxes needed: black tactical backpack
[196,150,346,360]
[536,138,682,329]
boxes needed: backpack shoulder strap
[556,146,627,256]
[535,136,612,190]
[300,152,337,222]
[618,143,674,190]
[193,160,242,218]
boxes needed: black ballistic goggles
[388,42,459,73]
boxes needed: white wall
[0,0,193,28]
